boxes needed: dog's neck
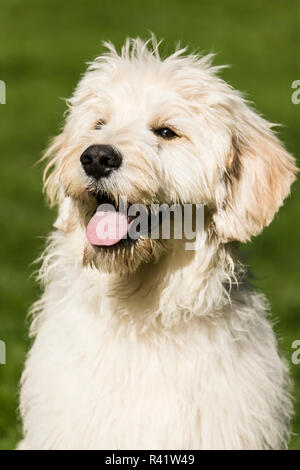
[104,233,241,327]
[37,228,241,330]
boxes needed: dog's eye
[95,119,105,130]
[153,127,178,140]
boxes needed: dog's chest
[21,285,291,450]
[22,294,208,449]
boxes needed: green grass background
[0,0,299,450]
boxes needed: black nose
[80,144,122,178]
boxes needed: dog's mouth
[86,192,146,247]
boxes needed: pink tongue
[86,209,130,246]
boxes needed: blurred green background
[0,0,299,450]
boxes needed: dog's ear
[53,196,76,232]
[42,132,69,207]
[213,113,298,242]
[42,132,76,232]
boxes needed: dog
[18,37,298,450]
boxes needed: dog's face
[44,39,297,273]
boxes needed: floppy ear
[213,116,298,242]
[42,132,69,207]
[53,196,76,232]
[42,132,76,232]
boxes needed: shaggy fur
[19,38,298,450]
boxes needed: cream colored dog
[19,38,297,450]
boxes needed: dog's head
[44,38,297,273]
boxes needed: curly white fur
[19,37,297,450]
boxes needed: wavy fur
[19,37,297,450]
